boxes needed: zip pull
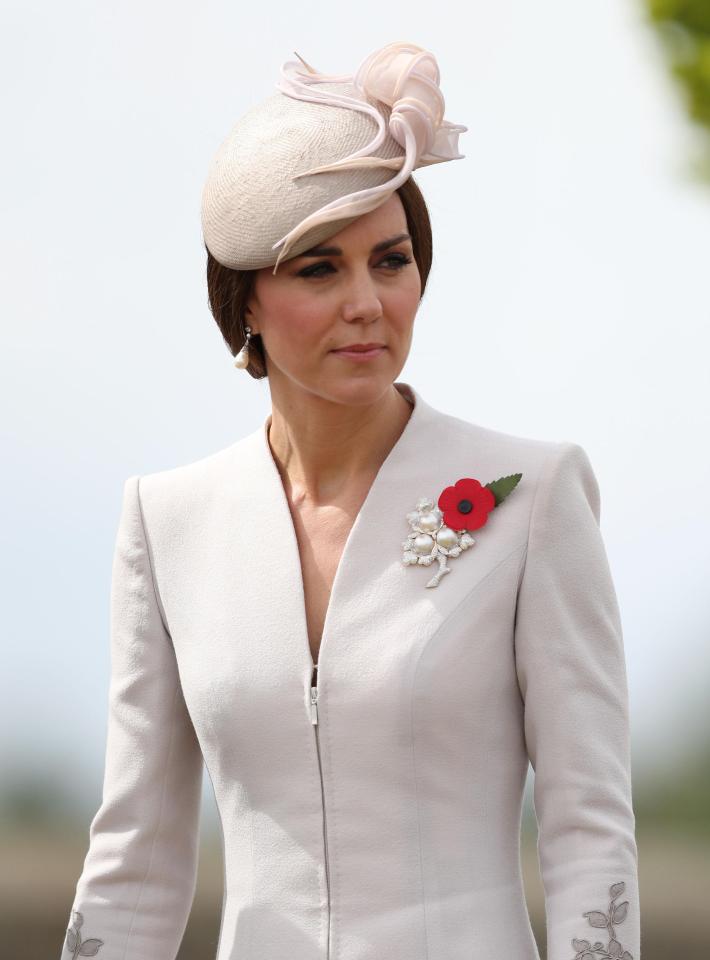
[310,685,319,725]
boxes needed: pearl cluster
[402,496,476,588]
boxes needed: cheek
[259,289,332,353]
[382,272,422,324]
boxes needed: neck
[266,381,414,506]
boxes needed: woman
[60,41,640,960]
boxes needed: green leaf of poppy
[484,473,522,506]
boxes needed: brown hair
[204,176,433,380]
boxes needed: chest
[289,497,362,666]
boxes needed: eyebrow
[299,233,412,258]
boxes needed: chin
[321,371,400,406]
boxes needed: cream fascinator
[201,41,467,274]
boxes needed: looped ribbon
[270,41,468,273]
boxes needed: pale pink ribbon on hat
[269,41,468,273]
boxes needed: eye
[381,253,414,270]
[297,252,413,279]
[297,261,335,278]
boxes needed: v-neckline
[257,381,423,673]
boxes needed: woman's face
[245,192,421,407]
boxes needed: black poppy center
[457,498,473,514]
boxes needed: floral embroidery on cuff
[571,881,633,959]
[64,909,104,957]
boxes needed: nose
[340,268,384,324]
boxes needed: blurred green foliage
[644,0,710,179]
[634,744,710,839]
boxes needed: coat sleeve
[513,442,640,960]
[60,475,204,960]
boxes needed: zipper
[310,662,331,958]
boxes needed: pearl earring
[234,325,253,369]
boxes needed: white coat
[60,380,640,960]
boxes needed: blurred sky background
[1,0,709,956]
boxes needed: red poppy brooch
[402,473,522,588]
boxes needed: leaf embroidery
[571,881,634,959]
[64,909,104,957]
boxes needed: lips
[333,343,385,352]
[331,343,386,361]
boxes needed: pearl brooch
[402,473,522,588]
